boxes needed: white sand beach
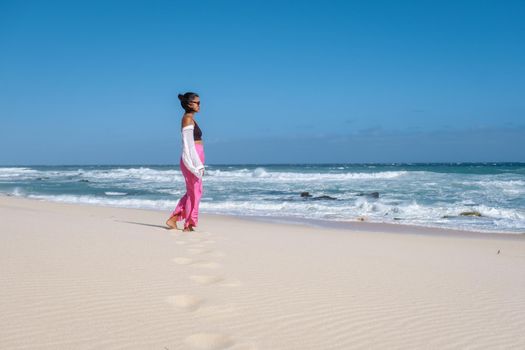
[1,195,525,349]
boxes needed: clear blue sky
[1,0,524,165]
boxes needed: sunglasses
[190,101,201,105]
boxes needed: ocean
[1,163,524,234]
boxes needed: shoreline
[1,162,523,236]
[2,193,523,240]
[243,214,525,240]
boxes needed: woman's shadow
[116,220,171,230]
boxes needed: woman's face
[189,97,200,113]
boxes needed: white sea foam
[474,180,525,196]
[0,167,40,179]
[80,167,182,183]
[11,187,25,196]
[252,167,270,178]
[474,205,525,220]
[0,166,410,184]
[205,168,410,182]
[2,165,524,234]
[27,194,178,211]
[203,197,525,233]
[15,191,524,234]
[0,167,36,173]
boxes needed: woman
[166,92,205,232]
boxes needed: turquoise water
[1,163,524,234]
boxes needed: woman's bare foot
[166,214,179,229]
[182,225,195,232]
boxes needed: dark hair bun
[178,92,199,112]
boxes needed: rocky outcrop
[357,192,379,198]
[313,195,337,200]
[460,211,482,217]
[300,192,337,200]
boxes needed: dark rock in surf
[357,192,379,198]
[313,195,337,200]
[300,192,336,200]
[460,211,482,217]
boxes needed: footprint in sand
[166,294,203,311]
[172,258,221,269]
[186,249,225,257]
[187,248,215,255]
[172,257,195,265]
[218,279,242,288]
[190,275,224,285]
[193,261,222,270]
[184,333,234,350]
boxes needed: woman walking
[166,92,205,231]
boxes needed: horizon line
[1,161,524,167]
